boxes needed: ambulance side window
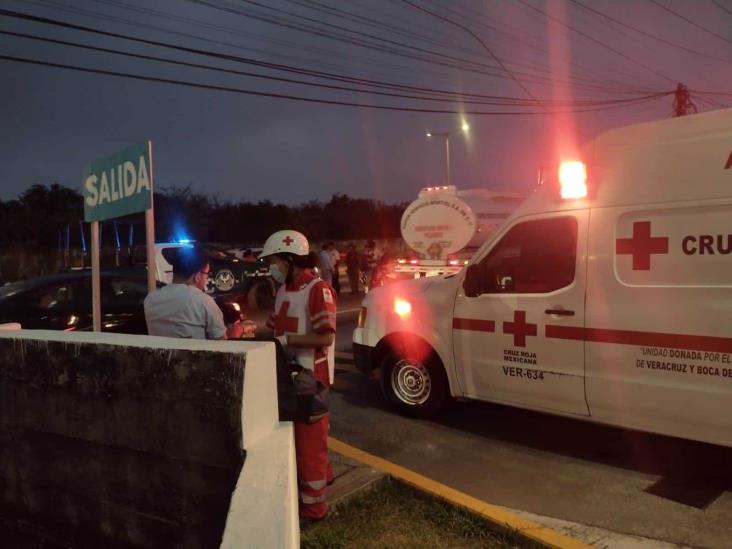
[475,216,577,294]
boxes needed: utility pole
[673,83,697,117]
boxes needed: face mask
[269,263,287,284]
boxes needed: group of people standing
[319,240,382,295]
[144,229,336,522]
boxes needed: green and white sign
[83,142,152,222]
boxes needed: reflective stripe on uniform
[300,477,328,490]
[314,356,328,364]
[313,318,335,330]
[300,492,327,504]
[311,310,335,323]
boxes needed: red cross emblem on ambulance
[503,310,537,347]
[616,221,669,271]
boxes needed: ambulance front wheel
[380,349,447,418]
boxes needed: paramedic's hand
[226,320,245,339]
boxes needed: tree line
[0,183,407,251]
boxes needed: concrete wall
[220,338,299,549]
[0,331,296,548]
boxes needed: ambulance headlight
[394,298,412,318]
[558,160,588,199]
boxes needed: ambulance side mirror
[463,264,482,297]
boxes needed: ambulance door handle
[545,308,574,316]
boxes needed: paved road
[328,298,732,549]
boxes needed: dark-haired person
[328,242,341,296]
[345,243,361,294]
[144,246,244,339]
[259,229,336,521]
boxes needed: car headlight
[357,306,367,328]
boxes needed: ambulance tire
[380,348,447,418]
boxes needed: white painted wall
[221,423,298,549]
[221,340,300,548]
[240,342,280,450]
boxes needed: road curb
[329,437,591,549]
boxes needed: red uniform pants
[294,362,331,520]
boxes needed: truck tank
[400,186,524,260]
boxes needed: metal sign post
[90,221,102,332]
[83,141,156,331]
[145,141,156,294]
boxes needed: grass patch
[301,477,542,549]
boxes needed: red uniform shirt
[266,270,336,380]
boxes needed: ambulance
[352,108,732,448]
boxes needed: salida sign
[83,142,152,222]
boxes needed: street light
[425,122,469,186]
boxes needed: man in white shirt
[318,243,335,285]
[144,246,243,339]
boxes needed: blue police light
[169,220,194,246]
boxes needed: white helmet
[260,229,309,258]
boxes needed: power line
[25,0,517,82]
[204,0,514,75]
[0,53,670,114]
[689,89,732,98]
[649,0,732,46]
[421,0,648,91]
[282,0,489,61]
[0,27,666,109]
[32,0,469,93]
[289,0,633,94]
[293,0,629,95]
[0,7,658,106]
[569,0,732,66]
[694,95,728,109]
[398,0,541,105]
[512,0,676,84]
[23,0,642,96]
[0,29,503,106]
[0,8,503,96]
[710,0,732,17]
[184,0,631,93]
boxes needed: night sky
[1,0,731,205]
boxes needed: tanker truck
[395,185,524,278]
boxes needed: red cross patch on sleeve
[309,282,336,333]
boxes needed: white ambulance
[352,108,732,448]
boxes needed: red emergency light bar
[558,160,588,199]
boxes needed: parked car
[130,242,275,310]
[0,271,153,333]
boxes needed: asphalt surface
[324,292,732,549]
